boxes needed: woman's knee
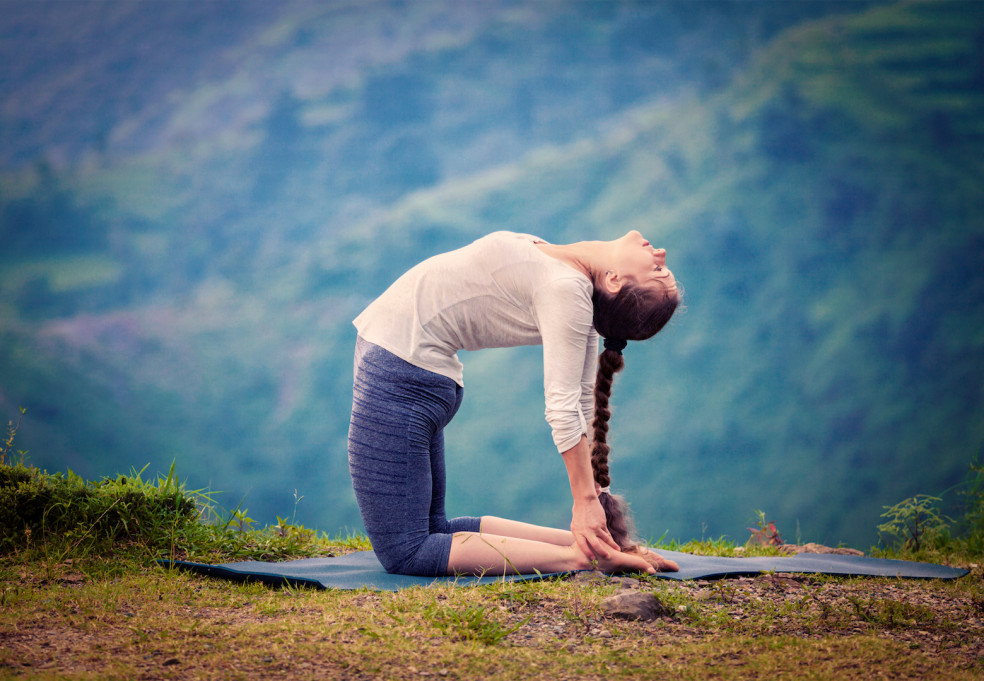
[374,546,413,575]
[373,533,453,577]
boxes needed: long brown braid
[590,279,679,551]
[591,344,638,549]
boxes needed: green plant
[877,495,951,553]
[746,510,783,547]
[1,407,26,466]
[229,507,256,533]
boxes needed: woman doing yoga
[347,230,680,576]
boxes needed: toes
[622,546,679,572]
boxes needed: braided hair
[591,280,678,551]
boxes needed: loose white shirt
[353,231,598,452]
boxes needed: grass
[1,550,981,680]
[1,441,983,679]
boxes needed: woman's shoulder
[462,230,550,262]
[479,230,545,244]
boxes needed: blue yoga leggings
[347,337,481,576]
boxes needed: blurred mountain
[1,0,981,547]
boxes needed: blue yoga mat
[162,551,561,591]
[161,549,968,591]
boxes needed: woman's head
[608,230,676,292]
[592,230,679,343]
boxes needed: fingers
[601,531,621,553]
[574,534,596,561]
[572,524,619,561]
[594,526,625,558]
[590,539,612,561]
[577,532,612,561]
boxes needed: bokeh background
[1,0,982,549]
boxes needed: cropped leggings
[347,337,481,576]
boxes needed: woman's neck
[534,240,612,283]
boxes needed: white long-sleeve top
[353,231,598,452]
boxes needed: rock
[778,543,864,556]
[601,591,673,621]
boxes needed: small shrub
[957,459,984,552]
[877,494,951,553]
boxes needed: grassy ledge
[1,440,983,679]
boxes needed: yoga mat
[161,549,968,592]
[656,549,969,581]
[161,551,565,590]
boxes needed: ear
[603,269,623,295]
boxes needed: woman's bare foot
[622,545,679,572]
[571,543,657,575]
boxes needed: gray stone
[600,590,673,621]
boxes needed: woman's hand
[570,496,621,562]
[567,512,656,575]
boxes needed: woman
[348,230,680,577]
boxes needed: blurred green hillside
[1,0,981,548]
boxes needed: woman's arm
[533,279,620,558]
[578,329,598,434]
[562,434,621,561]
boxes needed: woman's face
[612,230,677,296]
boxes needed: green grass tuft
[0,456,360,566]
[0,461,198,555]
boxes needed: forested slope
[1,0,980,547]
